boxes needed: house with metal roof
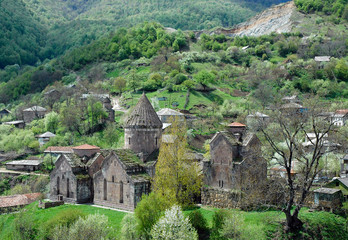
[36,131,56,147]
[313,187,343,211]
[6,160,43,171]
[3,120,25,129]
[156,108,185,123]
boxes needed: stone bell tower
[124,93,163,162]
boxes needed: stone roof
[314,56,330,62]
[72,144,100,150]
[314,187,341,194]
[125,93,163,128]
[44,146,73,153]
[63,152,102,168]
[114,149,142,169]
[6,160,43,166]
[23,106,47,112]
[37,131,56,138]
[157,108,184,116]
[242,132,256,146]
[0,193,41,208]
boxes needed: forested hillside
[0,0,47,68]
[0,0,290,69]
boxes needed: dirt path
[111,97,127,112]
[0,168,48,176]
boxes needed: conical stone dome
[125,93,163,128]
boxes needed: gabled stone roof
[125,93,162,128]
[72,144,100,150]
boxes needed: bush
[134,192,172,239]
[68,214,110,240]
[120,214,141,240]
[13,206,38,240]
[151,205,198,240]
[43,208,86,239]
[219,212,244,240]
[210,209,230,240]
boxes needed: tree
[114,77,127,94]
[260,97,346,232]
[153,117,202,206]
[193,70,215,91]
[127,69,140,92]
[44,111,60,134]
[150,205,198,240]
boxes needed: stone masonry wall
[201,187,241,209]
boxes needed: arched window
[120,181,123,203]
[128,137,131,145]
[155,137,158,146]
[67,178,70,198]
[104,179,107,201]
[57,177,60,195]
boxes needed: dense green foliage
[0,0,47,68]
[0,0,290,70]
[295,0,348,20]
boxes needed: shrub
[13,206,38,240]
[120,214,141,240]
[219,212,244,240]
[68,214,110,240]
[43,208,86,239]
[210,209,230,240]
[134,192,172,239]
[151,205,198,240]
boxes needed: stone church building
[202,122,267,208]
[50,93,161,210]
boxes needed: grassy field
[0,203,347,239]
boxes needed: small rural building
[314,56,331,69]
[3,120,25,129]
[282,95,301,104]
[36,131,56,147]
[325,178,348,201]
[44,146,73,158]
[93,150,152,211]
[202,123,267,208]
[44,89,61,100]
[331,109,348,127]
[0,109,11,118]
[313,188,343,211]
[49,144,104,203]
[157,108,185,123]
[5,160,43,171]
[0,193,42,213]
[280,102,305,114]
[246,112,270,129]
[23,106,47,124]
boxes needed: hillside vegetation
[1,0,290,68]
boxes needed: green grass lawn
[1,203,346,239]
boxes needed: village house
[49,144,105,203]
[81,93,115,122]
[331,109,348,127]
[5,159,43,172]
[3,120,25,129]
[44,146,73,158]
[325,178,348,201]
[44,89,61,100]
[36,131,56,147]
[156,108,185,123]
[0,193,42,213]
[313,188,343,212]
[0,109,11,119]
[202,122,267,208]
[22,106,47,124]
[314,56,331,69]
[246,111,270,129]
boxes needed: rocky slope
[196,1,300,37]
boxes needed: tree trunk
[284,211,303,233]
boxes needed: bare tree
[260,97,346,232]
